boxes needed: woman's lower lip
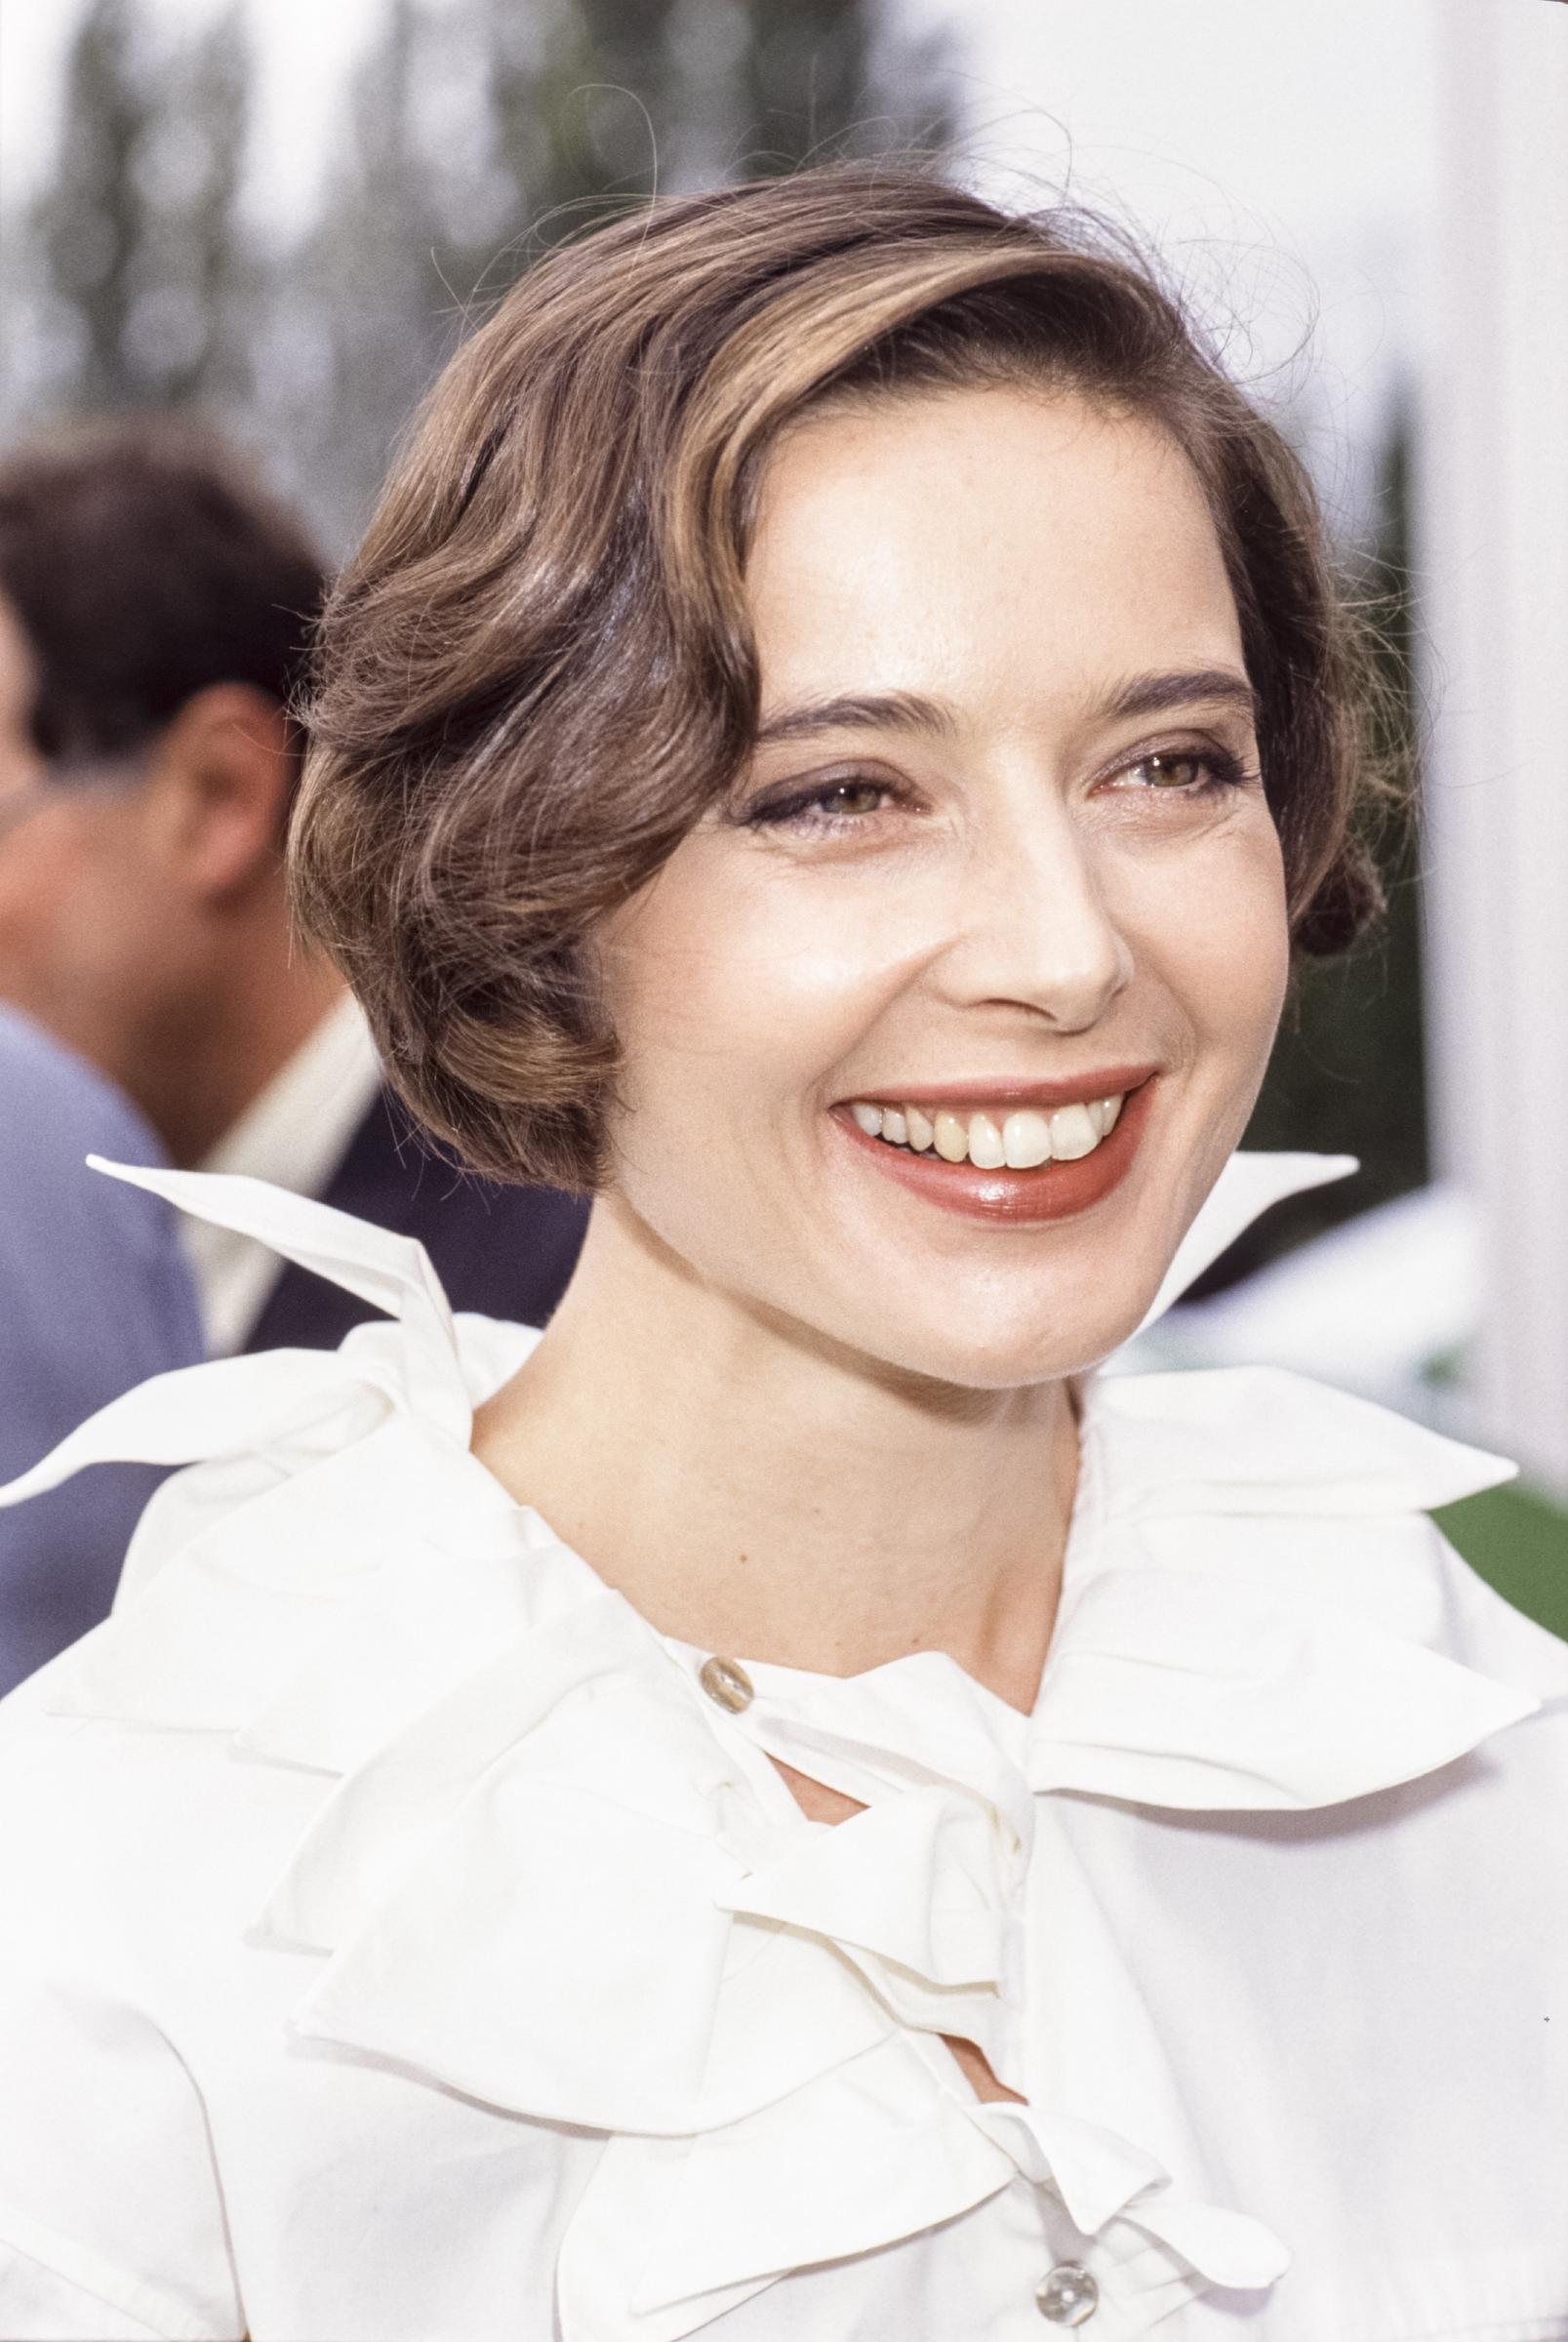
[832,1078,1157,1224]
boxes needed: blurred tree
[277,0,954,546]
[5,0,951,544]
[511,0,685,218]
[277,0,449,545]
[130,2,251,409]
[33,0,146,412]
[26,0,252,417]
[732,0,951,175]
[471,0,953,230]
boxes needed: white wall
[1418,0,1568,1492]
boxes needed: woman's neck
[471,1195,1081,1716]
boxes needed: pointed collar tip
[1134,1150,1359,1337]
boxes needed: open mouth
[832,1070,1158,1225]
[848,1092,1125,1168]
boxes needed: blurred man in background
[0,1001,203,1696]
[0,419,586,1355]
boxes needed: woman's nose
[934,797,1134,1032]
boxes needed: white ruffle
[0,1152,1536,2339]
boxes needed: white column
[1418,0,1568,1492]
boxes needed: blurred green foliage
[1437,1484,1568,1644]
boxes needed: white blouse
[0,1152,1564,2342]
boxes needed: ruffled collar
[0,1151,1536,2340]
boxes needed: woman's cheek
[623,852,917,1098]
[1135,815,1288,1064]
[1217,827,1292,1053]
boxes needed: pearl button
[1036,2262,1099,2324]
[699,1655,754,1714]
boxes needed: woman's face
[598,384,1290,1385]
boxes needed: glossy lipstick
[832,1070,1158,1225]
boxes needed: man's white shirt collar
[181,989,382,1353]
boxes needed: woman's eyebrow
[752,669,1258,749]
[1100,667,1259,723]
[752,690,958,747]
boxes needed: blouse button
[1036,2263,1099,2324]
[698,1655,754,1714]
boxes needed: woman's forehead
[746,385,1243,730]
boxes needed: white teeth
[967,1112,1005,1170]
[1001,1110,1053,1168]
[848,1089,1130,1167]
[1047,1103,1098,1160]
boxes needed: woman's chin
[832,1289,1160,1394]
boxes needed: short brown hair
[0,417,325,764]
[294,163,1384,1193]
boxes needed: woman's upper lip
[838,1066,1160,1111]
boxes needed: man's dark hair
[0,418,326,765]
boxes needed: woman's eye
[1115,747,1251,795]
[744,777,896,830]
[815,780,888,818]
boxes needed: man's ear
[143,682,297,905]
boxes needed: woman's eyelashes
[738,772,910,834]
[736,739,1258,834]
[1108,745,1257,797]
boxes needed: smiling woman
[0,163,1565,2342]
[583,386,1287,1393]
[291,170,1374,1198]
